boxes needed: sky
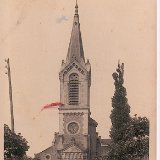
[0,0,156,158]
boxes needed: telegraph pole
[5,58,15,132]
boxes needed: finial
[76,0,78,7]
[75,0,78,15]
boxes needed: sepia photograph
[0,0,156,159]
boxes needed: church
[35,2,110,160]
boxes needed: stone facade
[35,3,110,160]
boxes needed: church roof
[34,146,53,158]
[89,117,98,126]
[35,146,52,154]
[66,2,85,64]
[34,145,60,160]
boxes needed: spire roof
[66,1,85,64]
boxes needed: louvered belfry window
[69,73,79,105]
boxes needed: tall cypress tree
[107,63,149,160]
[108,63,131,160]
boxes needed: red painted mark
[41,102,63,111]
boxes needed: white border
[157,0,160,159]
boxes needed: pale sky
[0,0,156,158]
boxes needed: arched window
[69,73,79,105]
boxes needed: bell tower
[58,1,92,159]
[59,2,91,109]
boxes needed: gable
[60,60,88,77]
[63,144,83,153]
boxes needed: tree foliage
[124,116,149,159]
[107,63,149,160]
[110,63,131,143]
[4,124,30,159]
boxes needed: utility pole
[5,58,15,133]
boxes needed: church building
[35,2,110,160]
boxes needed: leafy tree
[107,63,149,160]
[124,115,149,159]
[4,124,30,160]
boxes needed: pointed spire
[75,0,78,15]
[66,0,85,64]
